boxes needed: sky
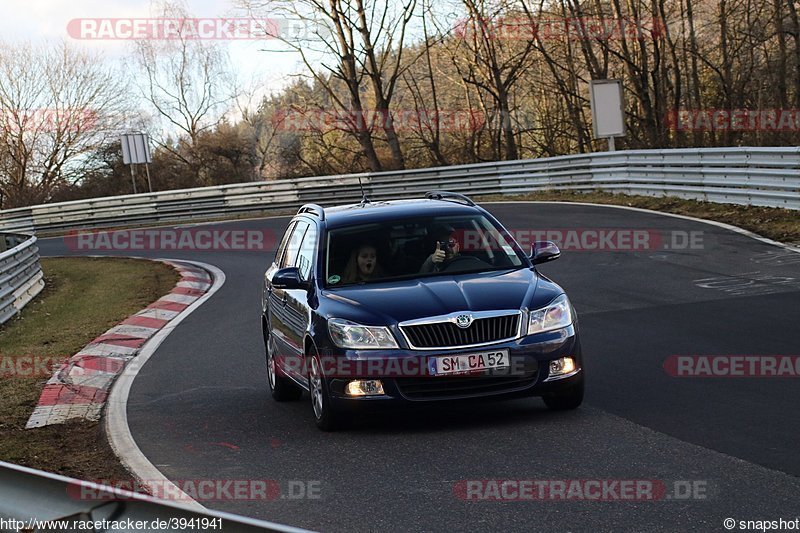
[0,0,465,136]
[0,0,309,104]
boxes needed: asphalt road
[39,202,800,532]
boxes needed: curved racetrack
[38,202,800,532]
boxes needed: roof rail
[425,190,476,207]
[296,204,325,220]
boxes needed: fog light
[346,380,385,396]
[549,357,577,377]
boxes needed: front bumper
[321,324,583,409]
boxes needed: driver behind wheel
[420,225,489,274]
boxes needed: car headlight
[527,294,573,335]
[328,318,399,349]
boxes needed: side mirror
[530,241,561,265]
[272,267,305,289]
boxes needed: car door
[266,220,308,373]
[263,220,296,319]
[283,221,317,384]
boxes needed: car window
[279,220,309,269]
[295,223,317,281]
[274,221,297,267]
[324,214,524,287]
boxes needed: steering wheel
[439,254,472,272]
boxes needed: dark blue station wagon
[261,192,584,430]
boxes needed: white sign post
[121,133,153,193]
[589,80,626,151]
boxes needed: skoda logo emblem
[455,314,473,328]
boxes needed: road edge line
[104,259,226,511]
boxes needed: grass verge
[476,190,800,246]
[0,257,178,481]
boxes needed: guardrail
[0,233,44,325]
[0,461,308,532]
[0,146,798,236]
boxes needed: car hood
[320,268,562,325]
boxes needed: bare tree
[401,0,451,166]
[234,0,800,175]
[239,0,419,171]
[0,41,128,208]
[787,0,800,107]
[447,0,537,160]
[133,1,238,184]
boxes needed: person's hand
[431,241,446,264]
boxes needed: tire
[543,378,584,411]
[308,353,343,431]
[264,325,302,402]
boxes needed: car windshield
[324,214,525,287]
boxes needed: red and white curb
[26,260,214,428]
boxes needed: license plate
[428,350,509,376]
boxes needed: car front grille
[400,313,520,349]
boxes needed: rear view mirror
[530,241,561,265]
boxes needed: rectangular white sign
[121,133,152,164]
[590,80,626,138]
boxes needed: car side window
[279,220,309,269]
[295,223,317,281]
[274,221,297,267]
